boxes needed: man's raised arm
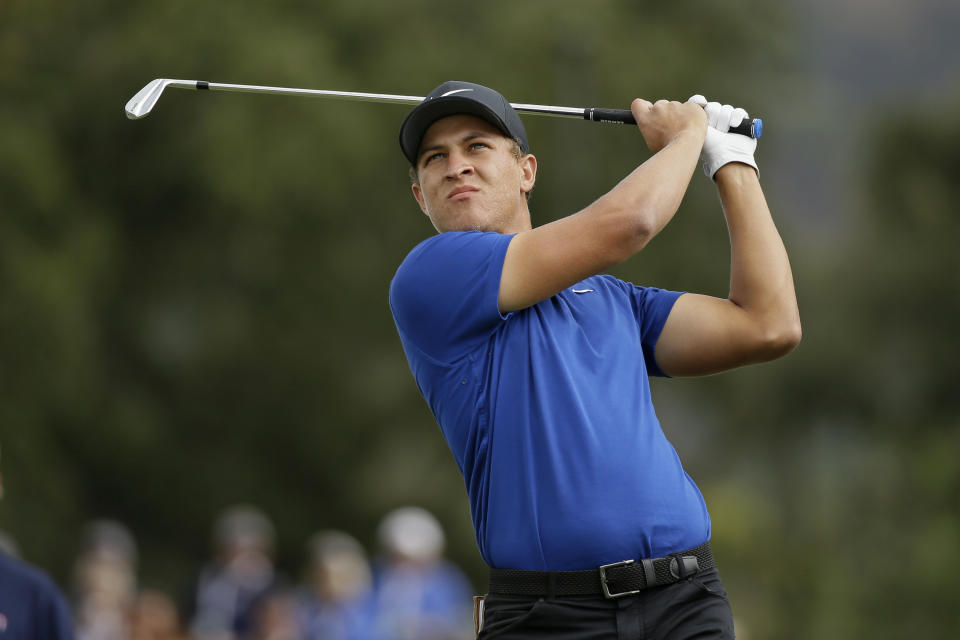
[654,99,801,377]
[498,99,707,313]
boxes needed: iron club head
[125,79,182,119]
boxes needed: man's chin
[447,219,502,233]
[434,209,496,233]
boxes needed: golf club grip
[585,108,762,139]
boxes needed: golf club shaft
[126,79,762,138]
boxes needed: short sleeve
[618,281,684,377]
[390,231,514,363]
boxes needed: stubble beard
[437,192,524,234]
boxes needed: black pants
[478,568,735,640]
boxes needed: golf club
[125,78,763,138]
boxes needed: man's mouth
[448,186,479,201]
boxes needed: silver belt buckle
[598,559,641,599]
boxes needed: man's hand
[631,99,707,154]
[689,95,758,179]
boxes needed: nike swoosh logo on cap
[441,88,474,97]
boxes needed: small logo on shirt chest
[571,288,594,294]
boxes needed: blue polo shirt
[389,231,710,571]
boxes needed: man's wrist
[713,161,759,184]
[662,126,706,158]
[676,123,707,145]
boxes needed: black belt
[488,542,714,599]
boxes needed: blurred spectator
[190,504,278,640]
[247,589,302,640]
[0,540,76,640]
[73,519,138,640]
[296,530,375,640]
[0,448,76,640]
[370,507,473,640]
[129,589,188,640]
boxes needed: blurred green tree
[697,95,960,639]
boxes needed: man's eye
[424,153,444,165]
[469,142,488,150]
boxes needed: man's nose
[446,151,474,178]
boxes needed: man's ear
[411,181,428,215]
[519,154,537,195]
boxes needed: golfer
[389,81,800,639]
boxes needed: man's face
[411,114,536,233]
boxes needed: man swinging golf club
[389,80,801,639]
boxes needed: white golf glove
[689,94,758,179]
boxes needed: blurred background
[1,0,959,638]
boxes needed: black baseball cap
[399,81,530,166]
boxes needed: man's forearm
[589,128,704,254]
[717,164,801,341]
